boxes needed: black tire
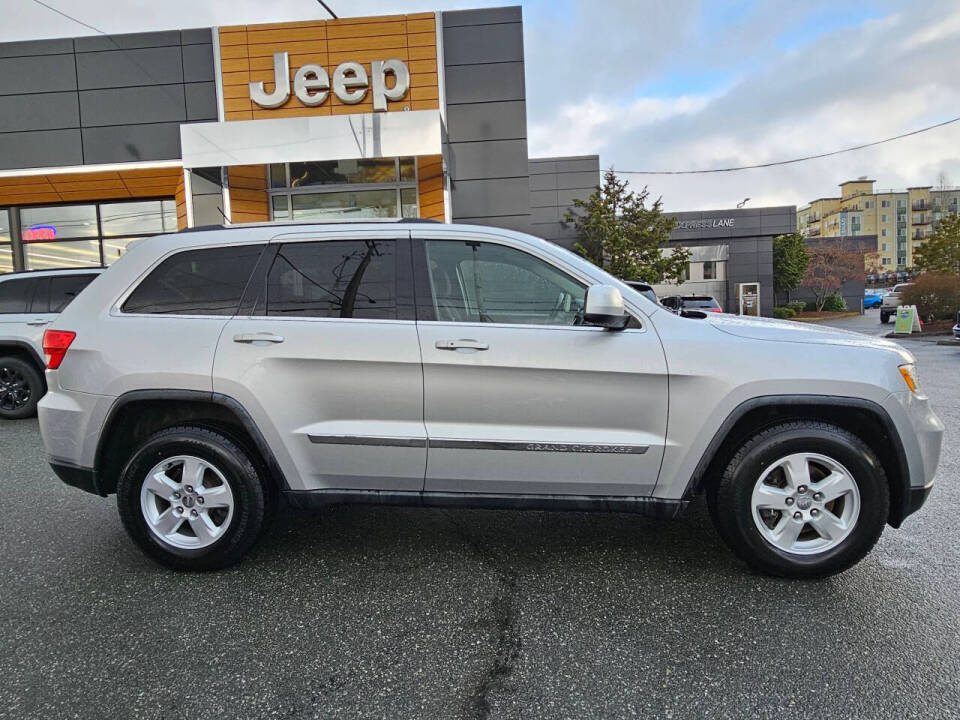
[709,421,889,579]
[880,311,890,324]
[0,356,44,420]
[117,426,269,571]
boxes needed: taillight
[711,308,723,313]
[43,330,76,369]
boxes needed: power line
[29,0,103,34]
[615,115,960,175]
[317,1,338,19]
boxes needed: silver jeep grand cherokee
[37,222,943,577]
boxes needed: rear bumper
[50,461,100,496]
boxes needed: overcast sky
[3,0,960,211]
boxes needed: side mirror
[584,285,628,329]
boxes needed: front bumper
[952,323,960,340]
[883,390,944,525]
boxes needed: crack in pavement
[442,512,521,720]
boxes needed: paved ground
[1,315,959,719]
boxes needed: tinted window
[423,241,586,325]
[267,240,397,319]
[47,274,99,313]
[682,298,720,309]
[123,245,263,315]
[0,278,37,314]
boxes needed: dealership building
[0,6,604,273]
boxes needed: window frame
[411,237,632,329]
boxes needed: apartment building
[798,178,960,271]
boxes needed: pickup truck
[880,284,913,324]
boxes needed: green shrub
[773,306,796,319]
[822,293,847,312]
[804,301,818,312]
[787,301,807,314]
[901,273,960,321]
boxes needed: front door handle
[233,332,285,345]
[435,339,489,351]
[26,319,50,327]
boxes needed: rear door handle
[26,319,50,327]
[233,332,285,345]
[435,339,489,351]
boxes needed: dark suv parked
[660,295,723,315]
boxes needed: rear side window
[0,278,38,314]
[266,240,397,319]
[123,245,263,315]
[46,274,99,313]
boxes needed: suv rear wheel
[0,356,43,420]
[117,426,269,570]
[709,421,889,578]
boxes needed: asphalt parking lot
[1,315,958,719]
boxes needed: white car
[0,268,102,419]
[37,222,942,577]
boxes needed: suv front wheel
[117,426,269,570]
[710,421,889,578]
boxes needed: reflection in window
[272,195,290,221]
[20,205,98,239]
[24,240,101,270]
[289,158,400,187]
[401,187,418,218]
[424,241,586,326]
[0,208,10,243]
[267,240,396,319]
[101,237,142,265]
[292,189,399,220]
[0,244,12,274]
[100,200,166,236]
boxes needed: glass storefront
[269,157,419,221]
[0,199,177,272]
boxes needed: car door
[413,232,669,497]
[0,276,46,360]
[213,229,426,493]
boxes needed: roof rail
[176,218,442,233]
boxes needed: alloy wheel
[0,366,31,412]
[750,452,861,555]
[139,455,235,550]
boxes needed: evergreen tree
[565,169,688,283]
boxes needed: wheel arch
[0,341,47,392]
[686,395,911,528]
[93,390,289,496]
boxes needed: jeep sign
[249,52,410,112]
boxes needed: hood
[706,313,912,358]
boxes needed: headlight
[898,363,919,393]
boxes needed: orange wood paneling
[175,172,187,230]
[219,13,438,122]
[416,155,445,222]
[228,165,269,223]
[0,166,182,206]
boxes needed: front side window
[423,241,586,326]
[266,240,397,319]
[123,245,263,315]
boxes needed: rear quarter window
[122,245,264,315]
[0,278,38,314]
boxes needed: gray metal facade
[528,155,601,247]
[665,206,797,317]
[0,29,216,169]
[440,7,532,230]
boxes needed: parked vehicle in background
[623,281,659,304]
[863,291,882,309]
[0,269,103,419]
[953,310,960,341]
[881,284,914,324]
[661,295,723,315]
[38,222,942,578]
